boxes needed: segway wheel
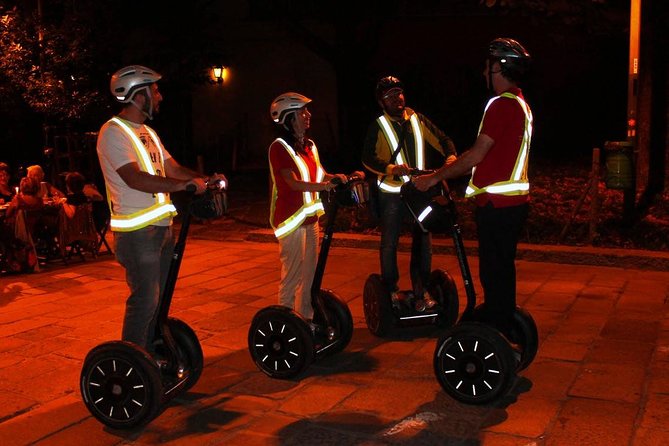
[164,318,203,392]
[507,308,539,372]
[312,289,353,357]
[248,305,314,379]
[464,305,538,372]
[427,269,459,328]
[363,274,394,337]
[433,322,515,405]
[80,341,162,429]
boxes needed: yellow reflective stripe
[275,138,319,204]
[378,181,402,193]
[110,118,155,174]
[377,116,410,189]
[500,93,532,183]
[274,201,325,239]
[311,141,325,200]
[110,203,177,231]
[144,126,168,204]
[466,180,529,197]
[410,114,424,170]
[467,93,532,197]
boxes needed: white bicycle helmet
[270,92,312,125]
[110,65,162,103]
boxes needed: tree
[0,3,104,124]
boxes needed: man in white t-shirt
[96,65,225,351]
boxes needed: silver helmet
[270,92,312,125]
[110,65,162,103]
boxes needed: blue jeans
[379,191,432,296]
[114,225,174,351]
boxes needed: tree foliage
[0,4,104,123]
[479,0,627,33]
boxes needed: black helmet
[375,76,403,101]
[488,38,531,81]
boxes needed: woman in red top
[268,92,351,320]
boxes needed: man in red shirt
[415,37,533,333]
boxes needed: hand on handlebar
[185,177,207,194]
[349,170,366,181]
[390,164,411,176]
[413,173,440,192]
[207,172,228,190]
[329,173,349,186]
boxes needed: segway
[426,180,539,404]
[362,171,460,337]
[80,180,227,429]
[248,175,364,379]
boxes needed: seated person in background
[61,172,103,219]
[26,165,64,200]
[0,162,15,204]
[5,176,44,221]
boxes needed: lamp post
[211,65,227,84]
[623,0,641,223]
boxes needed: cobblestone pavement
[1,222,669,445]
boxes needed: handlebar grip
[330,177,343,185]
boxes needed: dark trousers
[475,202,528,329]
[379,191,431,296]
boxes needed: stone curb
[245,229,669,271]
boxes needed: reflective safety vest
[107,117,177,232]
[270,138,325,239]
[466,92,533,198]
[376,114,424,193]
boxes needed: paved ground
[1,215,669,445]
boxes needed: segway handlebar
[407,168,435,177]
[185,176,227,194]
[329,172,366,186]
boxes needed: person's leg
[476,203,528,329]
[410,223,432,298]
[379,192,402,292]
[278,227,305,312]
[298,222,319,320]
[115,226,173,351]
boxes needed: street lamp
[211,65,227,84]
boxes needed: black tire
[165,318,203,391]
[427,269,459,328]
[248,306,314,379]
[433,322,516,405]
[463,304,538,372]
[363,274,394,337]
[507,308,539,372]
[312,289,353,357]
[80,341,162,429]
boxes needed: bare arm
[414,133,494,191]
[436,133,494,180]
[116,162,192,193]
[163,157,204,181]
[280,169,337,192]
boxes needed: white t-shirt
[96,117,173,227]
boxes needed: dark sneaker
[414,299,427,312]
[423,291,438,309]
[391,291,411,309]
